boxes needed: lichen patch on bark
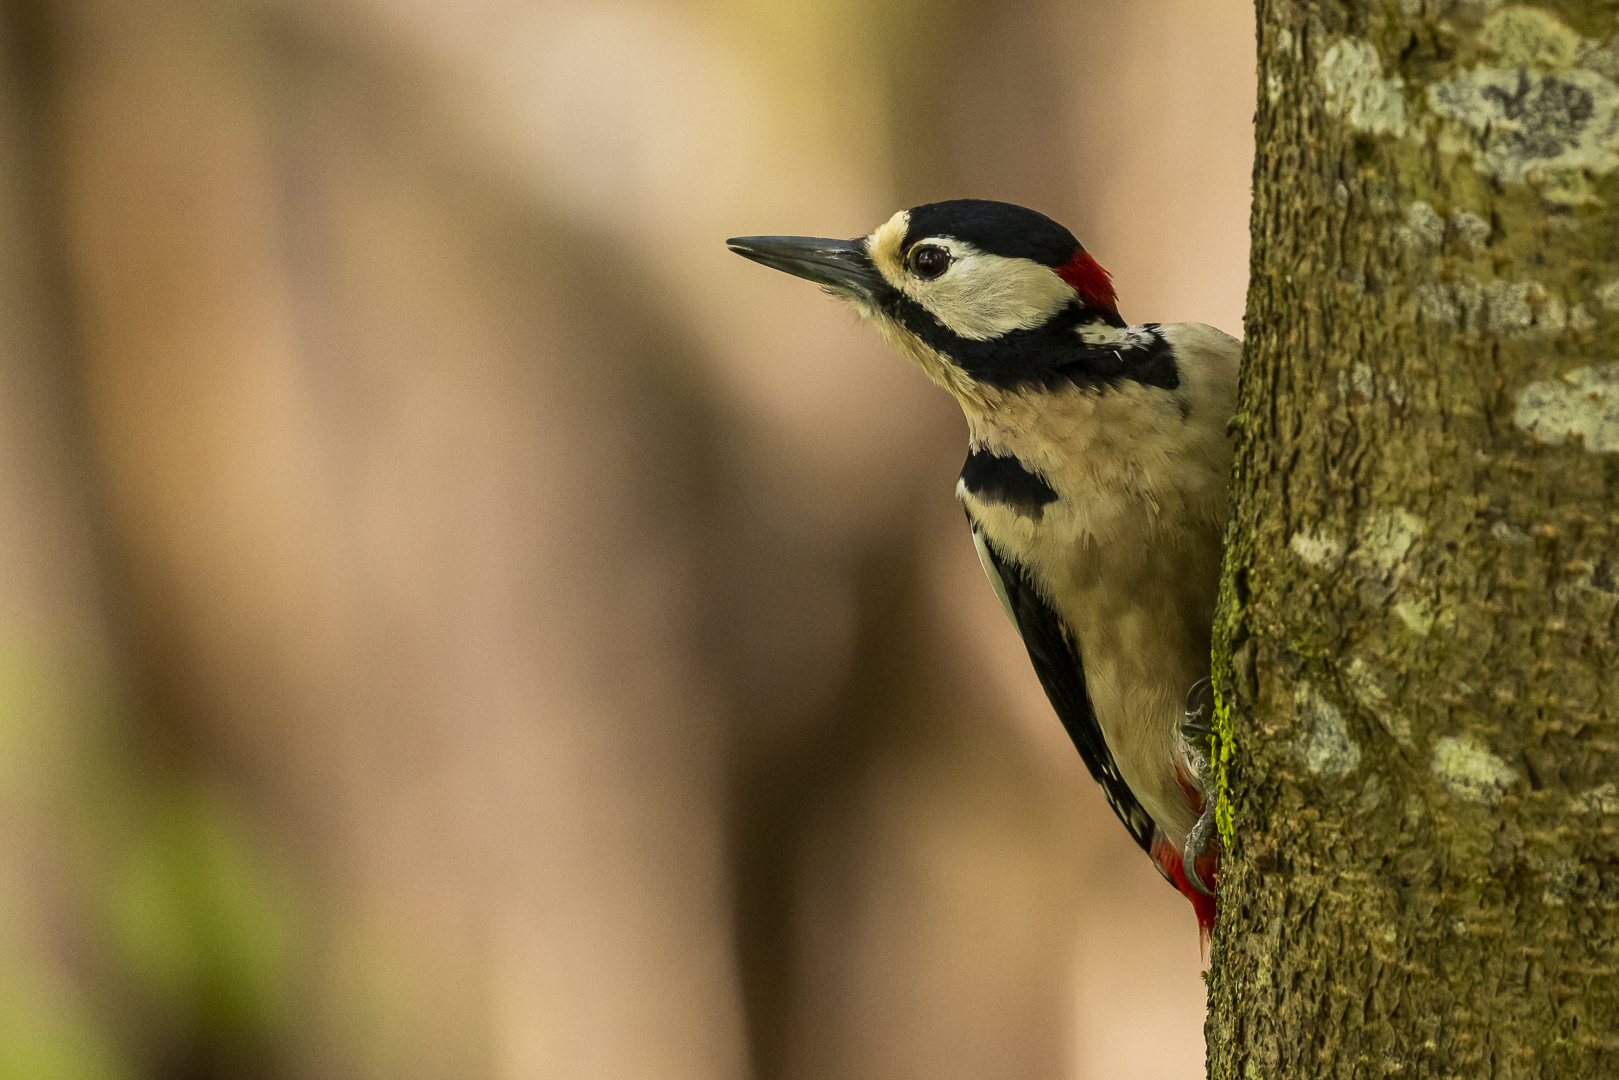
[1354,508,1423,573]
[1491,519,1535,545]
[1395,199,1445,247]
[1429,67,1619,200]
[1326,10,1619,205]
[1317,40,1407,135]
[1514,361,1619,451]
[1578,782,1619,814]
[1418,277,1574,334]
[1393,597,1435,634]
[1432,734,1518,803]
[1481,5,1583,69]
[1344,657,1414,745]
[1294,683,1362,776]
[1288,529,1344,566]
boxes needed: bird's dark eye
[910,245,951,280]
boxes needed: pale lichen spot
[1384,710,1415,746]
[1481,6,1582,69]
[1344,657,1413,746]
[1451,209,1492,250]
[1397,201,1445,248]
[1513,362,1619,453]
[1267,70,1283,105]
[1290,529,1345,567]
[1537,292,1568,330]
[1541,857,1579,906]
[1432,735,1517,804]
[1403,792,1426,826]
[1541,170,1599,205]
[1577,782,1619,814]
[1344,657,1386,704]
[1418,279,1562,334]
[1359,509,1423,573]
[1485,282,1535,330]
[1318,40,1407,136]
[1359,773,1386,812]
[1427,6,1619,205]
[1598,279,1619,311]
[1352,363,1376,398]
[1395,598,1435,635]
[1428,65,1619,203]
[1491,520,1534,545]
[1553,557,1611,604]
[1580,38,1619,81]
[1295,682,1362,777]
[1275,26,1300,61]
[1568,302,1596,331]
[1340,361,1406,407]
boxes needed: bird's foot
[1181,675,1214,742]
[1182,802,1217,897]
[1181,683,1218,898]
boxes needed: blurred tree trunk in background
[0,1,1251,1079]
[1210,2,1619,1076]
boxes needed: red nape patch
[1055,249,1118,314]
[1152,836,1218,948]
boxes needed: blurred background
[0,1,1252,1077]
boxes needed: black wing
[971,522,1156,853]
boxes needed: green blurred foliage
[102,784,294,1046]
[0,632,295,1079]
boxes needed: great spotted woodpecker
[728,200,1238,934]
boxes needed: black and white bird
[728,200,1238,934]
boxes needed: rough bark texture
[1209,2,1619,1077]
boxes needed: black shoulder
[971,522,1156,853]
[1048,323,1179,392]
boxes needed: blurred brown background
[0,1,1252,1077]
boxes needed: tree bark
[1209,2,1619,1076]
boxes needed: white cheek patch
[907,240,1076,341]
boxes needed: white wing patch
[972,527,1020,631]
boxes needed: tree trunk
[1209,2,1619,1076]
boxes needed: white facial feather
[864,212,1077,341]
[910,241,1076,340]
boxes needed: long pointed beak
[726,235,882,300]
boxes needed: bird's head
[728,200,1136,407]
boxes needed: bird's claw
[1182,681,1217,898]
[1183,804,1217,897]
[1181,675,1214,742]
